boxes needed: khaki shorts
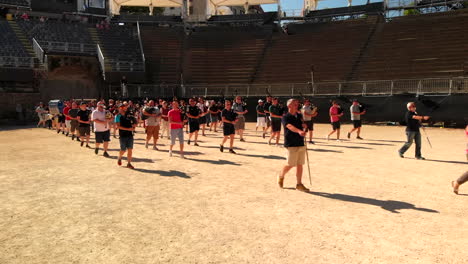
[234,116,245,130]
[286,146,306,166]
[146,125,160,139]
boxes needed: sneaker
[326,135,330,141]
[126,163,134,169]
[86,144,91,148]
[220,145,224,152]
[240,138,245,142]
[229,149,237,154]
[262,133,266,139]
[268,141,272,145]
[336,139,342,142]
[117,159,122,166]
[95,148,99,155]
[103,152,110,158]
[57,130,60,134]
[71,134,75,140]
[153,146,159,150]
[66,132,69,137]
[347,132,351,139]
[277,175,284,188]
[80,141,84,147]
[356,136,363,140]
[77,138,80,142]
[169,150,173,157]
[398,152,404,158]
[308,140,315,144]
[416,156,426,160]
[62,131,65,135]
[296,183,310,193]
[180,154,185,159]
[145,142,148,149]
[187,139,191,145]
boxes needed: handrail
[96,44,106,80]
[136,21,146,67]
[37,40,96,55]
[32,38,45,64]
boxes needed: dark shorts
[353,120,362,128]
[271,119,282,132]
[78,126,91,136]
[70,120,79,132]
[305,120,314,131]
[199,116,206,125]
[331,121,341,130]
[58,115,65,123]
[95,130,111,143]
[211,114,218,123]
[223,123,235,136]
[189,119,200,133]
[119,136,134,151]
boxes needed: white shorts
[65,120,71,128]
[257,117,266,128]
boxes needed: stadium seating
[185,25,272,84]
[17,20,93,44]
[0,0,29,7]
[353,10,468,80]
[0,20,30,57]
[140,25,184,83]
[208,12,277,24]
[306,2,384,18]
[112,14,182,23]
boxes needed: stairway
[88,27,112,72]
[7,20,34,57]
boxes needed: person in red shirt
[160,101,170,139]
[326,100,344,141]
[168,101,186,158]
[62,101,72,137]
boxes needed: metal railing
[136,22,146,66]
[37,41,96,55]
[96,44,106,80]
[106,77,468,98]
[0,56,34,68]
[32,38,45,64]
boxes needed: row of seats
[112,14,182,23]
[0,20,29,57]
[17,20,93,45]
[0,0,29,7]
[306,2,384,18]
[208,12,277,24]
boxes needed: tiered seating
[186,26,272,84]
[0,20,29,57]
[353,10,468,80]
[254,19,376,83]
[0,0,29,7]
[17,20,93,43]
[140,25,184,83]
[112,14,182,23]
[306,2,384,18]
[208,12,277,24]
[96,24,144,72]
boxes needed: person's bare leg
[127,149,133,164]
[336,129,340,140]
[221,136,228,146]
[357,127,361,137]
[229,134,234,149]
[103,141,109,152]
[95,142,101,150]
[328,130,336,137]
[194,131,199,144]
[118,150,125,161]
[239,129,244,140]
[280,165,293,178]
[296,165,303,185]
[269,132,276,144]
[275,132,280,145]
[179,143,184,156]
[86,135,90,145]
[348,127,357,135]
[309,130,313,141]
[201,124,206,136]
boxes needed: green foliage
[403,8,420,16]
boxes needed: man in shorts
[256,99,267,137]
[301,99,318,144]
[186,98,201,146]
[268,98,284,145]
[160,101,170,139]
[143,100,161,150]
[347,99,366,140]
[91,102,111,157]
[62,101,72,137]
[67,102,80,141]
[233,96,248,142]
[168,101,185,158]
[264,96,272,134]
[327,100,344,141]
[35,102,47,128]
[278,99,309,192]
[220,100,238,154]
[115,104,137,169]
[76,102,91,148]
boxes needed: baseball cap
[258,99,263,103]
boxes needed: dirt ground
[0,123,467,264]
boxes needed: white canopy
[207,0,278,15]
[110,0,184,14]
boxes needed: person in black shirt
[277,99,309,192]
[269,98,284,146]
[264,96,272,135]
[220,100,238,154]
[209,101,220,132]
[76,102,91,148]
[115,104,137,169]
[186,98,201,146]
[398,102,430,160]
[256,99,267,137]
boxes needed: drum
[48,100,64,115]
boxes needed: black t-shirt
[209,105,218,116]
[256,105,265,117]
[222,109,237,124]
[264,102,272,116]
[77,109,90,127]
[68,108,79,118]
[405,111,420,132]
[187,105,201,119]
[269,104,283,120]
[116,111,136,137]
[282,112,305,147]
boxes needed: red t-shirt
[63,106,71,120]
[168,109,183,129]
[329,106,340,123]
[161,107,170,121]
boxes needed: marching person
[398,102,430,160]
[35,102,47,128]
[220,100,238,154]
[301,99,318,144]
[209,100,220,132]
[168,101,185,158]
[160,101,170,139]
[115,104,137,169]
[197,98,209,136]
[451,125,468,194]
[277,99,310,192]
[187,98,201,146]
[264,96,273,135]
[76,102,91,148]
[143,100,161,150]
[233,96,248,142]
[67,101,80,141]
[347,99,366,140]
[327,100,344,141]
[62,101,71,137]
[268,98,283,146]
[256,99,267,137]
[91,102,111,157]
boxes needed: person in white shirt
[91,102,112,157]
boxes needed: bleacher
[186,26,272,84]
[306,2,384,18]
[208,12,277,24]
[0,20,29,57]
[353,10,468,80]
[254,18,377,83]
[140,25,184,83]
[0,0,29,7]
[112,14,182,23]
[95,24,144,72]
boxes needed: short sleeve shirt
[168,109,183,129]
[302,105,312,121]
[269,104,283,120]
[405,111,420,132]
[115,111,135,137]
[264,102,272,116]
[350,105,360,121]
[77,109,91,127]
[232,103,246,117]
[161,107,169,121]
[91,109,109,132]
[187,105,201,119]
[330,106,340,123]
[256,105,265,117]
[144,106,160,126]
[282,112,305,147]
[222,109,237,122]
[63,107,71,120]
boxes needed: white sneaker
[336,139,342,142]
[326,135,330,141]
[180,154,185,159]
[169,150,173,157]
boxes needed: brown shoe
[277,175,284,188]
[296,183,310,193]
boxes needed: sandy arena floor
[0,123,467,264]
